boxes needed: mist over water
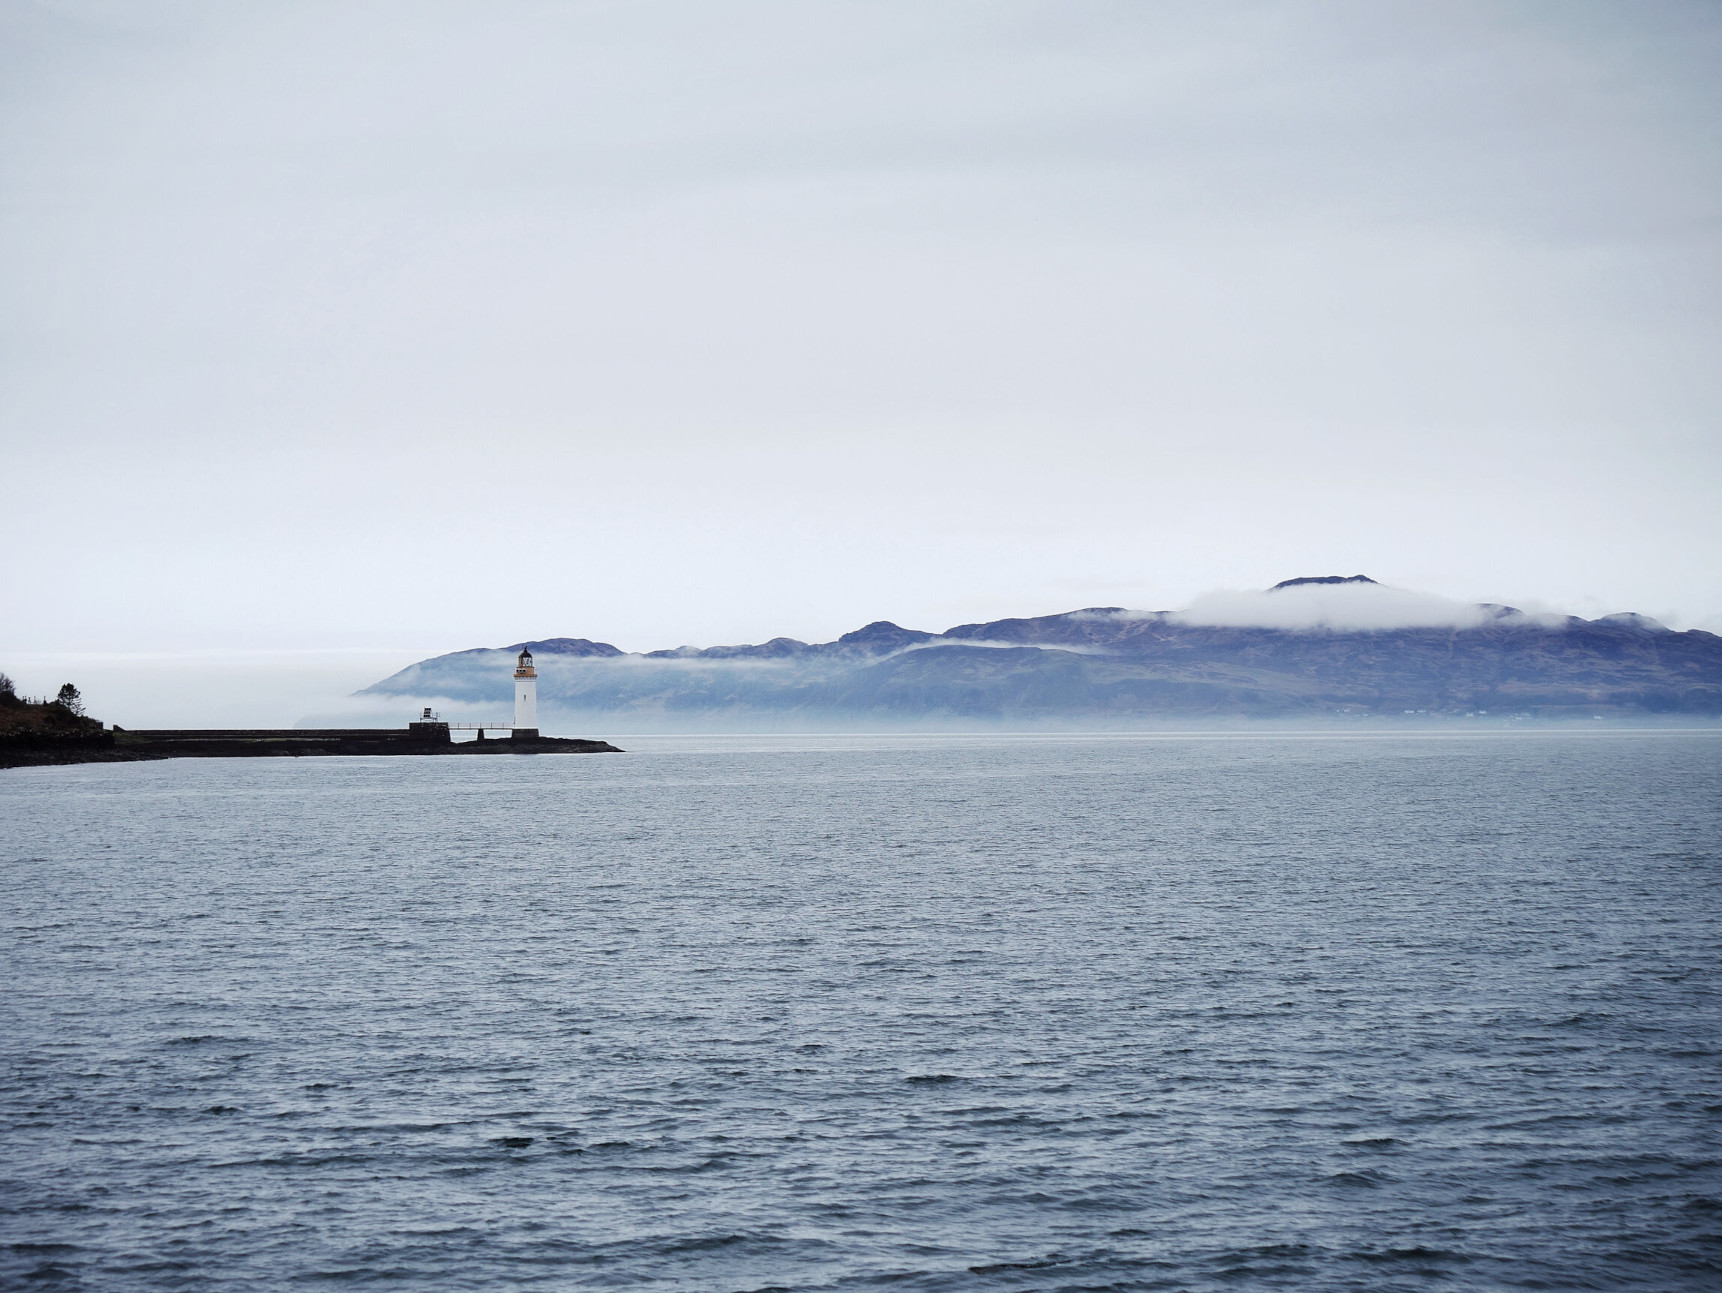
[3,733,1719,1290]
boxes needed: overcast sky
[4,0,1720,695]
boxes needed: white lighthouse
[513,647,539,737]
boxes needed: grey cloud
[2,1,1719,663]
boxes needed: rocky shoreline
[0,672,620,770]
[0,727,621,770]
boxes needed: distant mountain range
[359,577,1722,725]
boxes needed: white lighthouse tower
[513,647,539,738]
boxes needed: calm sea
[3,732,1719,1290]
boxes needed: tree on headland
[0,672,15,702]
[55,683,84,716]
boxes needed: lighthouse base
[509,728,540,741]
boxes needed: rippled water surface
[3,732,1720,1290]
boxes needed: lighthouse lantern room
[513,647,539,738]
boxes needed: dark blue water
[3,732,1720,1290]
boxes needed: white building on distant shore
[513,648,538,737]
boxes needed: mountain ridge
[358,579,1722,723]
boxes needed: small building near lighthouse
[513,647,539,738]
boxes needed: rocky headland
[0,677,621,770]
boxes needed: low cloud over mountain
[1173,576,1495,631]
